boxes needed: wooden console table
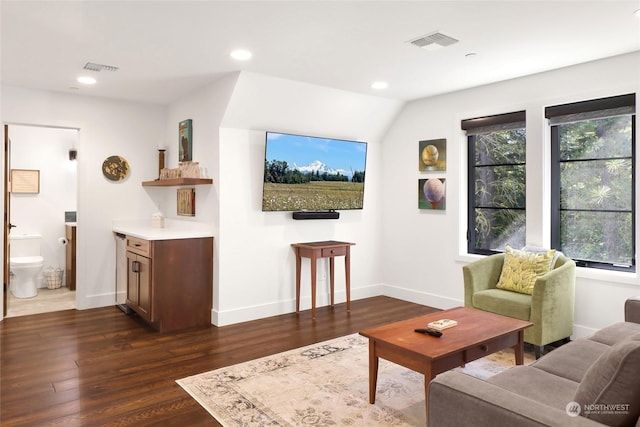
[291,240,355,319]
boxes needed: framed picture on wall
[177,188,196,216]
[10,169,40,194]
[179,119,193,162]
[418,178,446,210]
[418,138,446,171]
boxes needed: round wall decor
[102,155,130,181]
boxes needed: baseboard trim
[78,285,597,341]
[381,284,461,310]
[571,323,598,340]
[74,292,113,310]
[212,284,384,326]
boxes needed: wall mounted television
[262,131,367,212]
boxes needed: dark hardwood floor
[0,296,439,426]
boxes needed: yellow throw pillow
[496,245,556,295]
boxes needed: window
[463,111,526,255]
[547,94,636,271]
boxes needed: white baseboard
[381,284,461,310]
[212,283,384,326]
[75,292,114,310]
[72,284,606,343]
[211,283,456,326]
[571,323,598,340]
[76,284,602,342]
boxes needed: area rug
[177,333,534,426]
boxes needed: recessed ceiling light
[634,8,640,17]
[371,81,388,90]
[230,49,252,60]
[465,52,477,58]
[77,76,96,85]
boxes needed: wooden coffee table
[359,307,532,419]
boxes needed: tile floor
[6,286,76,317]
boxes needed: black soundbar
[292,210,340,220]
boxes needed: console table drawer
[322,246,347,257]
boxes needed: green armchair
[463,253,576,358]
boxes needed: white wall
[213,72,404,325]
[380,52,640,338]
[3,54,638,333]
[1,85,166,314]
[0,72,404,324]
[9,125,77,281]
[163,74,238,320]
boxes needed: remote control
[414,328,443,338]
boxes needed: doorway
[4,124,78,317]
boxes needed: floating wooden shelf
[141,178,213,187]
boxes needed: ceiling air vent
[409,32,459,50]
[83,62,119,72]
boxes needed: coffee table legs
[368,339,433,420]
[514,330,525,365]
[368,340,379,403]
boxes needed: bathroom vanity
[113,221,213,332]
[65,223,76,290]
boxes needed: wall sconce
[69,148,78,161]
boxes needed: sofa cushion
[488,365,579,411]
[574,336,640,427]
[588,322,640,346]
[496,245,556,295]
[532,339,611,383]
[625,297,640,324]
[473,288,531,321]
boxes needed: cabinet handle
[132,261,140,273]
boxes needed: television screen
[262,132,367,212]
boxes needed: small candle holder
[158,149,166,180]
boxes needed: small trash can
[44,267,64,289]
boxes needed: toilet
[10,234,44,298]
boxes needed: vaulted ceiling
[2,1,639,105]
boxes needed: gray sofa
[428,297,640,427]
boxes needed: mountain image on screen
[262,132,367,212]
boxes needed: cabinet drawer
[126,236,150,256]
[321,246,346,257]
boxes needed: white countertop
[112,219,214,240]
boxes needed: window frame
[463,111,526,256]
[547,94,636,272]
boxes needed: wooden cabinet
[126,251,152,322]
[65,224,76,290]
[124,235,213,332]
